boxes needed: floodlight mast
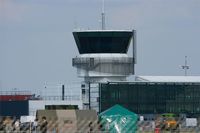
[182,56,189,76]
[101,0,106,30]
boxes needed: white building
[28,83,82,116]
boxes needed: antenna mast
[182,56,189,76]
[101,0,106,30]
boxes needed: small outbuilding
[36,109,98,133]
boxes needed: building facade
[99,82,200,115]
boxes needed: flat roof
[135,76,200,83]
[73,30,133,32]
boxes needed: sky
[0,0,200,92]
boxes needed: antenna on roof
[101,0,106,30]
[182,56,189,76]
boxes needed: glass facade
[73,31,133,54]
[99,82,200,115]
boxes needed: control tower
[72,30,136,82]
[72,30,136,110]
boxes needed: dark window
[81,84,85,88]
[82,89,86,95]
[73,31,133,54]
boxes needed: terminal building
[99,76,200,116]
[72,29,200,118]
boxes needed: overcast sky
[0,0,200,92]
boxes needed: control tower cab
[72,30,136,83]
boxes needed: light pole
[181,56,189,76]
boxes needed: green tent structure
[99,104,138,133]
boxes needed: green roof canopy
[99,104,138,133]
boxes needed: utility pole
[182,56,189,76]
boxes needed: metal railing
[42,95,81,101]
[0,91,32,96]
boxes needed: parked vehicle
[161,113,179,130]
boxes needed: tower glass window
[73,31,133,54]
